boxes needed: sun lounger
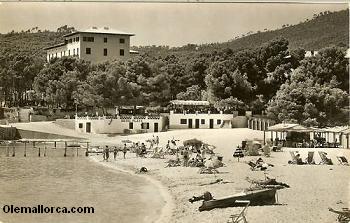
[337,156,349,166]
[329,207,350,223]
[227,200,250,223]
[318,151,333,165]
[305,151,315,164]
[288,151,298,164]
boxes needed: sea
[0,143,164,223]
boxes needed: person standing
[155,136,159,146]
[105,146,110,161]
[113,146,118,160]
[123,144,127,159]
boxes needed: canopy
[267,123,312,132]
[316,126,349,133]
[170,100,210,106]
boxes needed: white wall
[169,111,234,129]
[75,116,165,134]
[47,33,131,63]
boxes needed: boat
[199,188,277,211]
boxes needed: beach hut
[340,128,350,149]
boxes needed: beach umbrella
[233,147,244,162]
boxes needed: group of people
[102,144,128,161]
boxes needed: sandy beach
[87,128,350,223]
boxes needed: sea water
[0,144,164,223]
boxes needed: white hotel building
[45,27,135,63]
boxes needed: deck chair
[227,200,250,223]
[318,152,333,165]
[288,151,298,164]
[336,156,349,166]
[305,151,315,164]
[262,145,271,157]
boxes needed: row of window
[129,123,149,129]
[48,48,79,60]
[180,119,222,125]
[79,36,125,43]
[85,48,125,56]
[65,37,80,44]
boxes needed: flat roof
[170,100,210,106]
[64,27,135,37]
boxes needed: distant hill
[0,9,348,60]
[134,9,349,56]
[220,9,349,51]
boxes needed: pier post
[6,144,9,157]
[12,143,15,157]
[24,142,27,157]
[64,142,67,157]
[38,147,41,157]
[76,147,79,157]
[54,141,57,149]
[44,142,47,157]
[85,142,89,157]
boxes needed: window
[83,37,94,42]
[120,38,125,44]
[129,122,133,129]
[73,49,75,55]
[79,123,83,128]
[180,119,187,124]
[63,51,66,56]
[201,119,205,124]
[68,50,70,56]
[76,37,79,42]
[103,48,107,56]
[141,123,149,129]
[120,49,124,56]
[69,39,72,43]
[217,119,221,125]
[77,48,79,56]
[104,37,107,43]
[86,48,91,54]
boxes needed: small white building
[75,115,166,134]
[168,100,247,129]
[304,50,319,58]
[45,27,134,63]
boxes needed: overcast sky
[0,2,347,46]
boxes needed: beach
[88,128,350,223]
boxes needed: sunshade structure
[170,100,210,106]
[183,138,204,148]
[265,123,312,147]
[267,123,312,132]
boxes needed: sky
[0,2,348,47]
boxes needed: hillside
[220,9,349,51]
[0,9,348,60]
[135,9,349,56]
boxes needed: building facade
[45,27,134,63]
[75,115,166,134]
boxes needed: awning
[170,100,210,106]
[267,123,312,132]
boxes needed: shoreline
[88,155,175,223]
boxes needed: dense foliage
[0,11,348,127]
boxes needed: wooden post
[33,141,35,148]
[85,142,89,157]
[44,142,47,157]
[24,142,27,157]
[76,147,79,157]
[38,147,41,157]
[12,143,15,157]
[64,142,67,157]
[54,141,57,149]
[6,144,9,157]
[263,130,266,145]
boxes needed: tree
[176,85,202,101]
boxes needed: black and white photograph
[0,1,349,223]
